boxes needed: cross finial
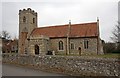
[97,17,99,22]
[69,20,71,25]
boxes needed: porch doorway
[35,44,39,55]
[78,47,81,56]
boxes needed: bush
[103,43,116,54]
[112,50,120,54]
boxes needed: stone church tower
[18,8,37,54]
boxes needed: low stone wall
[2,54,120,76]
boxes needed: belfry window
[84,40,89,49]
[23,16,26,23]
[59,41,64,50]
[33,18,35,23]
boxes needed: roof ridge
[37,22,97,29]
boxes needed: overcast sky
[1,0,119,42]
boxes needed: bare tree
[110,22,120,51]
[111,22,120,42]
[0,30,11,40]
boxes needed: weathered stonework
[28,35,50,55]
[19,8,37,54]
[2,54,120,76]
[69,38,98,55]
[50,38,67,55]
[18,8,104,55]
[50,38,99,55]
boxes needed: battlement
[19,8,37,16]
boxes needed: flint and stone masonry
[2,54,120,76]
[18,8,104,55]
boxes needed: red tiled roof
[31,22,98,38]
[2,39,18,50]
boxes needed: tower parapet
[19,8,37,16]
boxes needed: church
[18,8,103,55]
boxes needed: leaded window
[59,41,64,50]
[84,40,89,49]
[71,43,75,49]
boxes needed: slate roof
[31,22,98,38]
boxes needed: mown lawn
[92,53,120,58]
[4,52,120,58]
[57,53,120,58]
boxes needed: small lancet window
[71,43,75,49]
[84,40,89,49]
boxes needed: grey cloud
[1,1,118,42]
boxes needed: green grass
[56,53,120,58]
[4,52,120,59]
[93,53,120,58]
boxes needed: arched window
[71,43,75,49]
[59,41,64,50]
[33,18,35,23]
[35,44,39,55]
[23,16,26,23]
